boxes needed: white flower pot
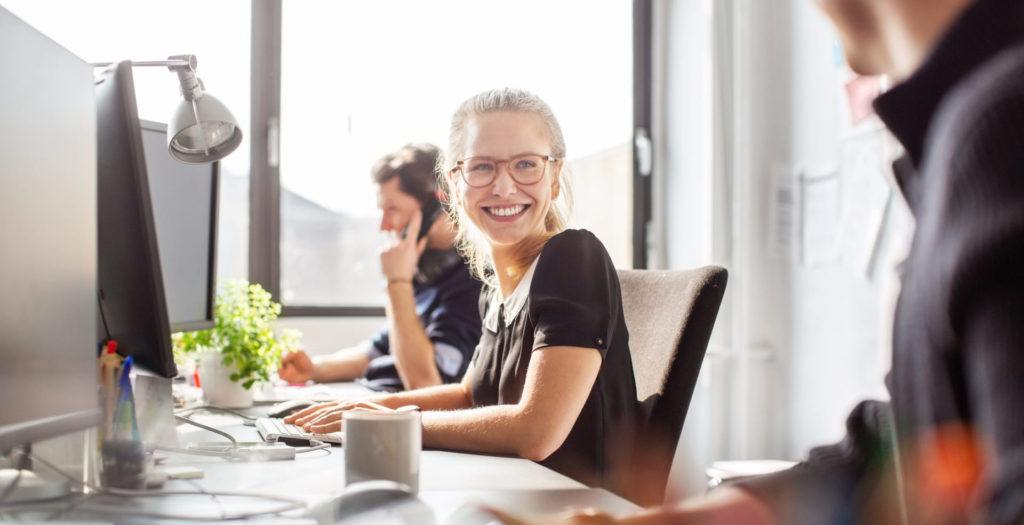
[198,351,254,408]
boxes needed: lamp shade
[168,92,243,164]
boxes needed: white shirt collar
[483,256,540,332]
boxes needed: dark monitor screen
[96,62,177,378]
[0,6,101,452]
[139,121,218,333]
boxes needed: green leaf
[176,279,303,388]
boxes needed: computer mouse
[306,480,436,525]
[266,399,316,418]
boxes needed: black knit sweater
[738,1,1024,524]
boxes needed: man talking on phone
[279,143,482,391]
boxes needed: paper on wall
[837,133,892,277]
[768,164,799,262]
[800,168,841,266]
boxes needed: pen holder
[99,439,149,490]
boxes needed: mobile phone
[415,198,443,240]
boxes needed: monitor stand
[0,468,70,502]
[131,371,180,450]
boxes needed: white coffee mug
[343,409,421,493]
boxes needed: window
[1,0,252,282]
[274,0,634,313]
[9,0,650,315]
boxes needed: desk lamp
[92,55,242,164]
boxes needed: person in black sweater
[514,0,1024,524]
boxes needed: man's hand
[484,486,774,525]
[278,350,316,383]
[283,399,394,433]
[380,210,428,283]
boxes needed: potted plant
[173,280,300,408]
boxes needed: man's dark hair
[371,143,442,206]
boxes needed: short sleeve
[470,288,493,368]
[366,327,390,359]
[529,230,620,356]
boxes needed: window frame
[248,0,653,316]
[633,0,654,269]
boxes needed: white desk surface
[169,438,588,493]
[77,382,641,524]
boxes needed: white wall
[276,316,386,355]
[781,1,904,456]
[657,0,727,496]
[661,0,914,497]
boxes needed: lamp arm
[89,55,196,70]
[90,55,204,101]
[89,59,189,68]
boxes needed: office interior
[1,0,910,521]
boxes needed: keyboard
[255,417,344,445]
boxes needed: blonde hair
[438,88,574,288]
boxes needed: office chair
[614,267,728,506]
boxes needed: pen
[99,340,122,440]
[114,356,140,441]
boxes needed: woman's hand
[283,399,394,433]
[282,400,339,425]
[380,210,427,283]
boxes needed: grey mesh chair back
[615,266,728,505]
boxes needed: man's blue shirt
[361,252,482,391]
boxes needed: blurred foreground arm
[489,486,774,525]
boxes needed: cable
[49,501,306,522]
[2,496,307,522]
[96,291,113,343]
[151,445,234,459]
[294,442,331,455]
[178,406,257,421]
[43,491,97,521]
[24,453,307,521]
[174,414,329,458]
[175,406,257,422]
[186,478,225,520]
[174,415,237,448]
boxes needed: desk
[41,382,640,523]
[165,427,638,522]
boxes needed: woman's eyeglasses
[452,154,558,188]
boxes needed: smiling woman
[441,90,572,288]
[277,0,633,311]
[287,88,642,490]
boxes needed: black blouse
[469,229,641,487]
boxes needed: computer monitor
[96,62,178,378]
[0,6,101,453]
[139,120,218,333]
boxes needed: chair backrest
[615,266,728,505]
